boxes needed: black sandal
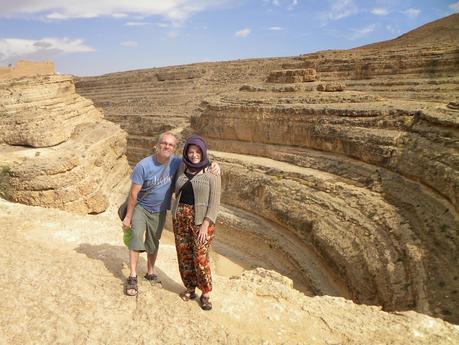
[180,289,197,301]
[144,273,161,284]
[126,276,138,296]
[200,295,212,310]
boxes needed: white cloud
[349,24,376,40]
[268,26,285,31]
[321,0,359,24]
[370,8,389,16]
[120,40,138,48]
[402,8,421,18]
[125,21,150,26]
[167,31,179,39]
[386,24,401,35]
[112,13,128,18]
[266,0,297,7]
[46,11,98,20]
[0,37,95,62]
[0,1,229,25]
[235,28,251,38]
[263,0,297,10]
[449,1,459,12]
[288,0,298,10]
[156,22,169,28]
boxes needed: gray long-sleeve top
[172,169,221,225]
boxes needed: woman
[172,135,221,310]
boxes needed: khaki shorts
[129,204,166,254]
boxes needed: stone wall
[0,60,54,80]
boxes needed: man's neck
[154,153,171,165]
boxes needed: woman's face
[187,144,202,164]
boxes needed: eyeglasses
[159,141,176,148]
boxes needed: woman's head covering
[182,134,209,171]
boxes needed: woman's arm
[204,174,221,225]
[198,174,221,244]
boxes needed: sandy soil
[1,198,458,345]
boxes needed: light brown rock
[267,68,317,83]
[317,82,345,91]
[0,75,101,147]
[0,74,130,214]
[1,198,458,345]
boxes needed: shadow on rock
[74,243,184,295]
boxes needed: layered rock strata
[267,68,317,83]
[75,60,283,164]
[193,87,459,323]
[76,44,458,164]
[0,75,130,214]
[74,14,459,324]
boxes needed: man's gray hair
[157,131,177,144]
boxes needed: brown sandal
[180,290,197,301]
[126,276,138,296]
[200,295,212,310]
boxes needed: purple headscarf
[182,134,210,171]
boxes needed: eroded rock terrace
[74,15,459,324]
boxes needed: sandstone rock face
[267,68,317,83]
[317,82,345,91]
[75,14,459,324]
[194,88,459,322]
[2,200,459,345]
[75,60,284,165]
[0,75,101,147]
[156,68,204,81]
[0,75,130,214]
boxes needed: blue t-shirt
[131,155,182,212]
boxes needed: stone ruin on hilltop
[0,60,55,80]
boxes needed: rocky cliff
[0,74,130,214]
[74,13,459,327]
[1,197,458,345]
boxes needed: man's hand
[122,183,141,231]
[209,162,221,176]
[122,216,132,231]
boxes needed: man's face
[157,134,176,160]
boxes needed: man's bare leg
[127,250,139,295]
[147,250,158,276]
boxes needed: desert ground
[1,196,458,345]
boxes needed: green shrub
[0,166,11,199]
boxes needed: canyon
[75,13,459,324]
[0,12,458,345]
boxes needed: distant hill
[358,13,459,49]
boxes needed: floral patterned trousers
[172,204,215,294]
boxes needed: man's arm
[208,161,221,176]
[122,183,142,230]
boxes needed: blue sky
[0,1,457,76]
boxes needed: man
[122,132,218,296]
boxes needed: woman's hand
[197,221,210,244]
